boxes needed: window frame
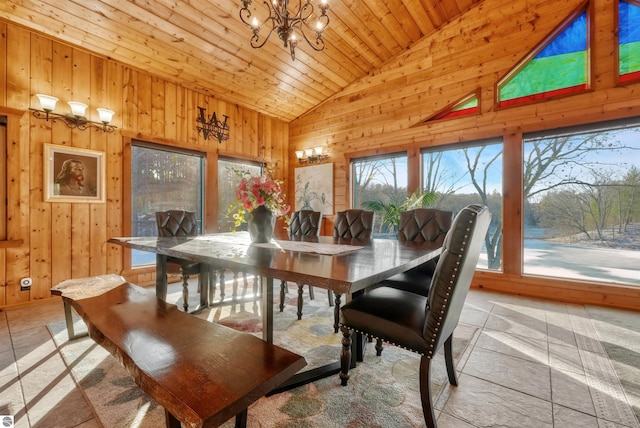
[125,139,207,269]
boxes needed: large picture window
[130,143,205,267]
[422,140,503,271]
[523,119,640,285]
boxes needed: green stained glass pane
[500,51,587,101]
[499,11,588,105]
[619,1,640,80]
[452,98,478,112]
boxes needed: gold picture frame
[43,144,106,203]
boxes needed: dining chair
[333,209,374,240]
[338,204,491,428]
[370,208,453,354]
[330,209,374,332]
[382,208,453,295]
[155,210,207,312]
[281,210,333,319]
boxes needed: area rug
[48,285,478,427]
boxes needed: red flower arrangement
[231,168,290,229]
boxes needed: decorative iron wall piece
[196,107,230,143]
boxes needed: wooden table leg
[235,409,248,428]
[156,253,168,301]
[260,275,274,344]
[164,410,180,428]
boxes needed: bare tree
[536,190,590,238]
[423,151,463,200]
[616,166,640,231]
[463,146,502,268]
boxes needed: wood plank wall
[289,0,640,309]
[0,22,288,307]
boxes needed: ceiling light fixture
[295,146,328,164]
[240,0,330,61]
[30,94,116,133]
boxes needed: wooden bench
[51,275,306,428]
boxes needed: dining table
[108,231,442,392]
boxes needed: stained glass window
[498,10,589,107]
[427,94,479,121]
[619,0,640,83]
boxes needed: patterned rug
[47,284,478,427]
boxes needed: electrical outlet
[20,277,32,291]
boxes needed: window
[422,140,503,271]
[351,153,408,235]
[130,143,205,266]
[498,9,588,107]
[523,119,640,285]
[426,93,479,122]
[619,0,640,83]
[217,158,262,233]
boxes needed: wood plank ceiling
[1,0,481,122]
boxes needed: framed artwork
[294,163,333,215]
[43,144,105,203]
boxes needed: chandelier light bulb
[252,17,259,28]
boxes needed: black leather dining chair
[371,208,453,354]
[329,209,375,332]
[382,208,453,295]
[333,209,374,240]
[155,210,206,312]
[280,210,331,319]
[338,204,491,428]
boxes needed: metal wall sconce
[195,106,230,143]
[30,94,117,133]
[295,146,328,164]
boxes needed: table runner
[251,240,363,255]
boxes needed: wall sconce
[195,106,230,143]
[295,146,329,164]
[30,94,117,133]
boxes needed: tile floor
[0,284,639,427]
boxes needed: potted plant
[362,191,438,234]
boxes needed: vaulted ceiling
[2,0,481,122]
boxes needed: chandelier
[240,0,330,61]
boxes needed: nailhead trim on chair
[340,209,480,360]
[423,211,475,354]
